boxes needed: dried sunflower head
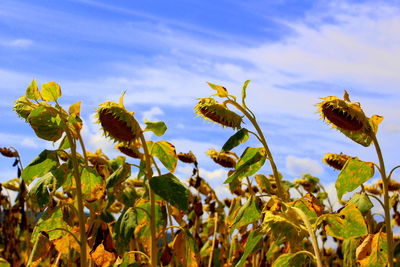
[317,93,382,146]
[323,153,352,170]
[0,147,18,158]
[195,98,242,129]
[177,151,197,164]
[116,141,143,159]
[96,98,141,143]
[377,179,400,192]
[364,185,382,195]
[13,96,38,121]
[207,149,236,168]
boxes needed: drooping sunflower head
[318,96,369,132]
[323,153,351,171]
[116,141,143,159]
[177,151,197,164]
[317,93,383,147]
[195,98,242,129]
[13,96,38,121]
[207,149,236,168]
[96,100,141,143]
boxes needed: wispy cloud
[286,155,324,176]
[1,38,33,48]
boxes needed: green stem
[207,213,219,267]
[139,132,157,267]
[225,100,286,200]
[292,207,323,267]
[371,134,394,267]
[65,130,88,267]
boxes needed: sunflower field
[0,80,399,266]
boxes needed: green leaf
[272,251,310,267]
[27,106,64,141]
[106,163,131,189]
[224,147,265,184]
[144,120,167,136]
[255,174,272,193]
[221,128,249,152]
[117,253,141,267]
[32,207,70,242]
[149,173,189,211]
[58,135,71,150]
[80,167,105,203]
[29,166,67,209]
[292,198,318,224]
[0,258,11,267]
[262,209,306,246]
[338,127,373,147]
[226,197,242,227]
[41,81,61,101]
[235,228,263,267]
[121,187,139,207]
[114,208,138,254]
[241,80,250,107]
[336,158,374,200]
[207,82,228,97]
[149,141,177,173]
[348,193,373,215]
[229,196,261,231]
[323,203,368,239]
[22,150,60,185]
[342,238,357,267]
[26,79,41,100]
[135,200,166,239]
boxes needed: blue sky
[1,0,400,202]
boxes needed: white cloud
[1,38,33,48]
[21,137,39,148]
[214,185,233,200]
[176,166,227,181]
[142,106,164,121]
[286,155,324,176]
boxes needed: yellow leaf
[207,82,229,97]
[90,244,117,267]
[370,115,384,133]
[68,101,81,116]
[53,227,81,254]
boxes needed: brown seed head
[96,101,141,143]
[177,151,197,164]
[195,98,242,129]
[0,147,18,158]
[207,149,236,168]
[318,96,369,132]
[323,153,351,170]
[116,141,142,159]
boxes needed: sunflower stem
[225,99,286,200]
[292,207,323,267]
[371,133,394,267]
[65,129,88,267]
[138,132,157,267]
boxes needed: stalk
[225,99,286,200]
[292,207,323,267]
[65,130,88,267]
[207,213,218,267]
[138,132,157,267]
[371,134,394,267]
